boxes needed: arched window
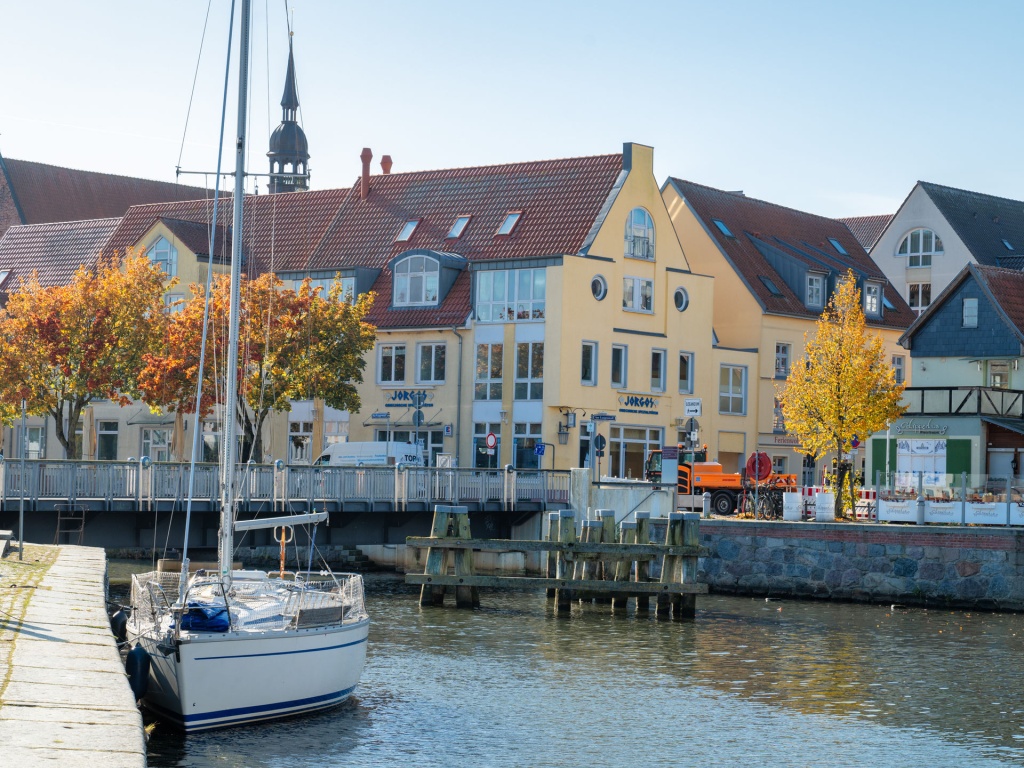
[394,255,439,306]
[897,228,943,267]
[624,207,655,260]
[147,236,177,277]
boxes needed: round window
[673,287,689,312]
[591,275,608,301]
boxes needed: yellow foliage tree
[777,272,908,517]
[0,252,171,458]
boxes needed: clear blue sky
[4,0,1022,218]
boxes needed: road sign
[684,417,699,433]
[684,398,702,417]
[412,409,425,427]
[591,413,616,421]
[851,434,860,448]
[594,434,607,451]
[485,432,497,449]
[534,443,546,456]
[371,412,390,420]
[662,445,679,461]
[595,449,605,457]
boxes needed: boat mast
[220,0,251,581]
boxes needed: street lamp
[19,398,26,561]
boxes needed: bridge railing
[0,460,573,511]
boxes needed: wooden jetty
[405,506,706,620]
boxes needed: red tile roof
[838,214,892,251]
[0,157,209,231]
[160,217,233,262]
[974,265,1024,336]
[0,218,121,289]
[667,178,916,329]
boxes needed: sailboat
[125,1,368,732]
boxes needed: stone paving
[0,544,146,767]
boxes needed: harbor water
[142,574,1024,767]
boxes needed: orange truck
[644,447,798,515]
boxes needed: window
[289,421,314,464]
[864,282,881,316]
[712,219,734,238]
[990,361,1009,389]
[759,276,783,296]
[164,293,185,314]
[515,342,544,400]
[17,424,45,459]
[476,268,545,321]
[623,277,654,313]
[395,220,419,242]
[772,398,786,433]
[608,425,663,479]
[591,275,608,301]
[908,282,931,313]
[97,420,119,461]
[513,422,543,469]
[775,343,791,378]
[719,364,747,415]
[772,455,789,475]
[892,355,905,385]
[147,236,177,277]
[806,274,825,308]
[379,343,406,383]
[963,297,978,328]
[141,428,171,462]
[394,255,439,306]
[496,211,522,235]
[291,276,355,301]
[447,216,471,239]
[1003,239,1015,251]
[581,341,597,386]
[201,421,220,463]
[473,422,501,469]
[612,345,627,389]
[651,349,666,393]
[897,228,943,267]
[678,351,693,394]
[475,344,503,400]
[624,207,655,259]
[418,343,446,384]
[828,237,848,256]
[673,287,689,312]
[0,270,10,288]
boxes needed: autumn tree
[139,273,376,463]
[0,252,172,458]
[777,272,907,518]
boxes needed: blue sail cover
[179,603,230,632]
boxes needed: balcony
[624,235,654,260]
[900,386,1024,418]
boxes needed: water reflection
[147,575,1024,767]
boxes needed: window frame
[475,268,545,322]
[417,342,447,384]
[719,363,747,416]
[892,355,905,385]
[775,343,791,379]
[393,254,440,307]
[898,227,943,267]
[963,297,979,328]
[514,341,544,400]
[908,282,931,313]
[678,351,693,394]
[379,343,407,384]
[474,343,503,400]
[651,348,666,393]
[806,273,825,309]
[496,211,522,236]
[864,282,881,316]
[447,215,471,239]
[581,341,598,386]
[624,207,655,260]
[611,344,628,389]
[623,276,654,314]
[395,220,419,242]
[147,236,178,278]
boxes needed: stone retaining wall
[699,520,1024,611]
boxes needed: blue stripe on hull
[145,686,357,732]
[193,633,367,661]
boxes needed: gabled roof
[0,218,121,289]
[838,214,892,251]
[666,178,916,329]
[901,263,1024,347]
[158,217,233,262]
[0,156,208,231]
[308,153,624,271]
[919,181,1024,266]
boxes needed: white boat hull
[131,618,369,732]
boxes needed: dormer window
[624,207,655,260]
[447,216,471,239]
[496,212,522,236]
[395,220,419,242]
[863,281,881,316]
[147,236,178,277]
[897,228,943,267]
[394,254,439,306]
[806,273,825,309]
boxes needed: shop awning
[980,416,1024,436]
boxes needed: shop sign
[385,390,433,407]
[893,418,948,436]
[618,395,658,415]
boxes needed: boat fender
[109,608,128,644]
[125,643,151,701]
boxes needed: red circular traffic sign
[746,451,772,481]
[485,432,497,449]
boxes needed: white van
[312,441,423,467]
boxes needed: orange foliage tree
[0,252,171,458]
[139,273,375,462]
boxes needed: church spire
[267,32,309,194]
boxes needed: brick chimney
[360,147,373,200]
[381,155,393,175]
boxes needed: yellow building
[662,178,917,482]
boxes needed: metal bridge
[0,460,572,515]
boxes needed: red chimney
[381,155,393,174]
[360,147,373,200]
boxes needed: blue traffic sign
[534,443,546,456]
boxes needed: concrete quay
[0,543,146,767]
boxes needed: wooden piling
[611,521,636,614]
[635,512,651,613]
[545,512,559,598]
[678,512,700,620]
[597,510,617,603]
[419,505,453,606]
[451,507,480,608]
[554,510,576,614]
[657,512,683,618]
